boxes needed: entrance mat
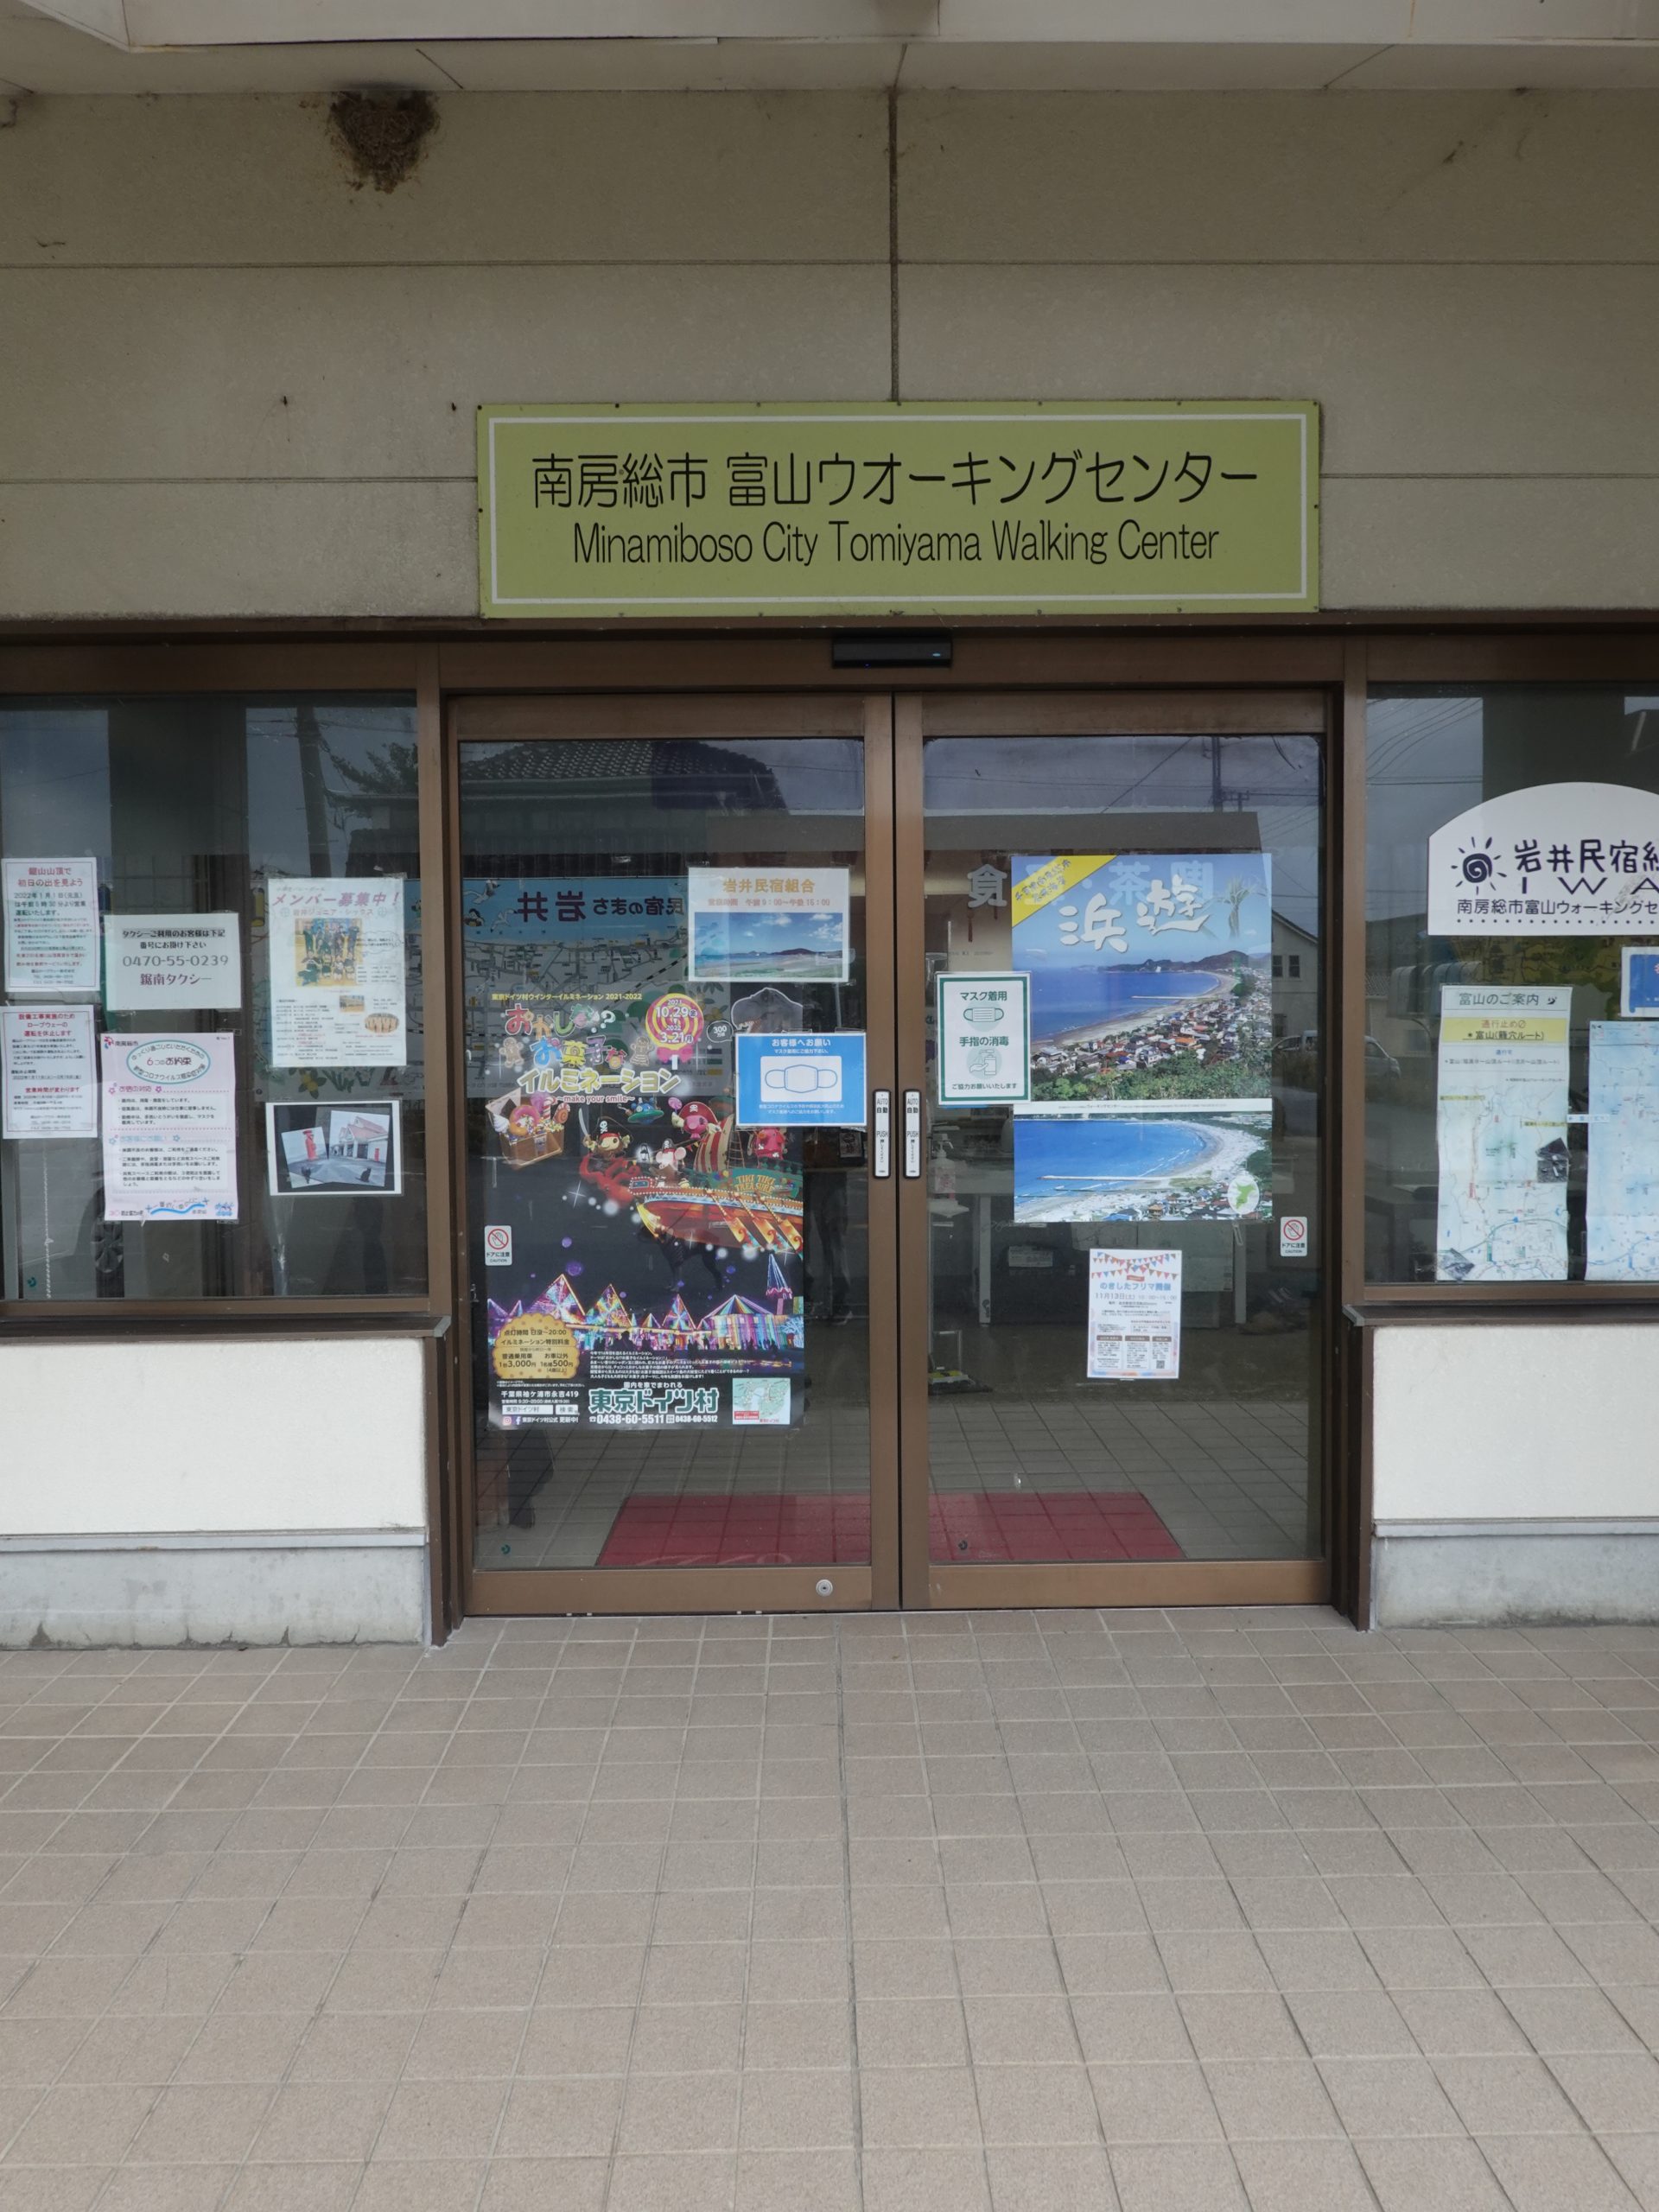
[596,1491,1184,1567]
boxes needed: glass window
[1366,683,1659,1286]
[0,696,425,1301]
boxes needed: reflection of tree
[1224,876,1262,938]
[1454,934,1631,1002]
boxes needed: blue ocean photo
[1014,1110,1271,1224]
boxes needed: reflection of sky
[1365,695,1484,923]
[0,709,112,856]
[925,734,1321,938]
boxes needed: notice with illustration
[267,876,407,1068]
[1435,985,1569,1283]
[1010,852,1272,1225]
[1086,1248,1183,1381]
[100,1032,238,1223]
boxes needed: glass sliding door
[896,693,1331,1606]
[454,695,896,1613]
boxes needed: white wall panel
[0,1337,427,1535]
[1372,1325,1659,1523]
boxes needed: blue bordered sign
[734,1032,867,1128]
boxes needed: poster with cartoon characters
[475,936,805,1431]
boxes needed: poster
[267,876,406,1068]
[1427,782,1659,938]
[104,913,241,1012]
[1086,1248,1183,1381]
[480,984,805,1431]
[1434,986,1570,1282]
[463,875,687,1100]
[266,1102,401,1196]
[936,973,1030,1105]
[1012,853,1272,1110]
[1621,947,1659,1017]
[687,866,850,984]
[734,1032,867,1128]
[100,1032,238,1223]
[3,858,99,994]
[1,1004,98,1139]
[1587,1024,1659,1281]
[1014,1106,1270,1224]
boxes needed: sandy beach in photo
[1044,971,1226,1052]
[1015,1114,1267,1225]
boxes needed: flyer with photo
[1086,1247,1183,1381]
[266,1101,401,1196]
[267,876,407,1068]
[1,1004,98,1139]
[100,1032,238,1223]
[687,866,850,984]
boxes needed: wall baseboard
[1373,1522,1659,1628]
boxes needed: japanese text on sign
[481,404,1319,618]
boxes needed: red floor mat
[596,1491,1184,1567]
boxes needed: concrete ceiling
[5,0,1659,95]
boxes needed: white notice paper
[3,858,100,994]
[1,1004,98,1139]
[100,1032,238,1222]
[104,913,242,1012]
[1086,1247,1183,1380]
[1587,1022,1659,1281]
[1435,986,1570,1283]
[267,877,407,1068]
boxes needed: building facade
[3,12,1658,1642]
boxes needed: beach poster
[687,867,850,985]
[1012,853,1272,1109]
[1014,1107,1272,1225]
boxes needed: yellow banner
[1441,1014,1570,1046]
[478,401,1319,620]
[1010,855,1114,925]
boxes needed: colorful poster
[1086,1248,1183,1381]
[3,858,99,994]
[1427,782,1659,937]
[1012,853,1272,1110]
[480,987,804,1431]
[267,876,406,1068]
[1620,947,1659,1017]
[1587,1024,1659,1281]
[266,1102,401,1195]
[463,875,688,1099]
[100,1032,238,1223]
[687,866,850,984]
[103,913,241,1012]
[1014,1106,1270,1224]
[1435,985,1570,1283]
[936,973,1031,1105]
[1,1004,98,1139]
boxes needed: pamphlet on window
[1086,1247,1183,1380]
[267,877,406,1068]
[3,858,100,994]
[1,1004,98,1139]
[1434,985,1569,1282]
[100,1032,238,1223]
[266,1101,402,1196]
[1586,1022,1659,1281]
[104,913,242,1012]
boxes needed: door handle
[903,1090,923,1179]
[872,1090,892,1179]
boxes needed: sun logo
[1457,836,1504,888]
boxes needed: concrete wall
[1371,1324,1659,1626]
[1,87,1656,616]
[0,1337,428,1643]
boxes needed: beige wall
[1,87,1656,618]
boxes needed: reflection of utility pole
[296,702,332,874]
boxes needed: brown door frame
[447,689,899,1619]
[893,688,1334,1611]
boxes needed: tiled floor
[3,1610,1659,2211]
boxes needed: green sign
[478,402,1319,620]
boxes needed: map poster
[1,1004,98,1139]
[267,877,407,1068]
[1434,986,1570,1283]
[1012,853,1272,1112]
[100,1032,238,1223]
[1014,1106,1269,1225]
[686,866,850,985]
[1587,1024,1659,1281]
[3,858,99,994]
[1086,1248,1183,1381]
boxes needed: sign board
[1427,782,1659,937]
[479,402,1319,619]
[104,913,242,1012]
[735,1032,867,1128]
[936,972,1030,1105]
